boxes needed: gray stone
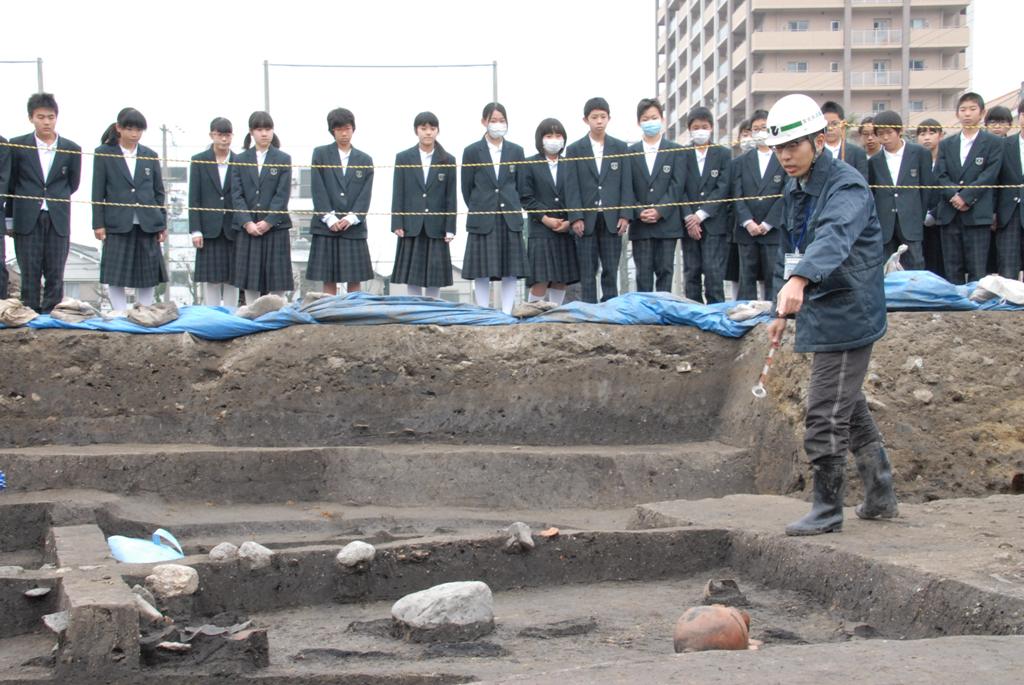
[518,617,598,639]
[145,564,199,598]
[503,522,534,554]
[43,611,69,635]
[132,584,157,608]
[238,541,274,570]
[702,578,748,606]
[209,542,239,562]
[391,581,494,643]
[23,587,52,598]
[422,641,508,658]
[0,565,24,575]
[913,388,934,404]
[336,540,376,567]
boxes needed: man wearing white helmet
[764,94,898,536]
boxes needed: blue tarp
[3,271,1020,341]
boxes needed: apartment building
[655,0,971,143]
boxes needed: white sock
[406,284,423,297]
[108,286,127,312]
[202,283,221,306]
[244,289,260,305]
[222,285,239,309]
[136,287,155,306]
[474,278,491,308]
[424,287,441,299]
[548,288,566,305]
[528,292,543,302]
[500,277,517,315]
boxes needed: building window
[786,61,808,73]
[872,59,890,72]
[786,20,809,32]
[909,100,926,112]
[909,59,925,71]
[830,20,841,31]
[298,168,312,199]
[829,62,840,72]
[910,18,929,29]
[872,100,889,113]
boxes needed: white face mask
[542,137,564,155]
[487,123,508,139]
[752,130,769,146]
[690,129,711,145]
[740,137,756,152]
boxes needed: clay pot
[673,604,751,653]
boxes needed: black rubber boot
[853,442,899,520]
[785,458,845,536]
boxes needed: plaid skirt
[233,228,294,292]
[307,234,373,283]
[100,226,167,288]
[391,233,453,288]
[194,234,236,284]
[462,224,527,280]
[527,233,580,286]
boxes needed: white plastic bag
[107,528,185,563]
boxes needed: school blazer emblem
[910,168,918,177]
[662,165,672,174]
[710,169,719,178]
[773,174,782,183]
[61,165,68,176]
[354,169,364,179]
[974,157,984,166]
[437,172,446,181]
[270,167,279,176]
[144,167,151,176]
[610,161,619,171]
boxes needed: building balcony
[732,83,747,107]
[751,71,843,92]
[909,25,969,49]
[751,30,844,51]
[850,70,902,88]
[850,0,902,6]
[909,68,969,90]
[732,43,747,67]
[909,0,969,7]
[751,0,843,10]
[851,28,902,47]
[732,1,747,31]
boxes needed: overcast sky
[2,0,1018,273]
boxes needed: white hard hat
[765,94,827,147]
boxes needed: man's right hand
[767,317,787,346]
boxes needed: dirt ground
[1,311,1022,504]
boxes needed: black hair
[872,110,903,134]
[750,109,770,126]
[858,117,875,135]
[1018,99,1024,116]
[327,107,356,133]
[101,107,147,145]
[534,117,567,156]
[242,111,280,149]
[687,106,713,129]
[915,118,943,136]
[27,92,59,117]
[411,111,450,163]
[984,105,1013,125]
[482,102,508,123]
[636,98,663,122]
[209,117,233,134]
[737,119,751,134]
[584,97,610,118]
[820,101,846,119]
[957,92,985,111]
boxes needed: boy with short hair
[867,110,933,270]
[934,92,1004,283]
[5,93,82,312]
[994,99,1024,279]
[680,106,731,303]
[859,117,881,158]
[820,101,868,179]
[916,118,945,277]
[565,97,634,302]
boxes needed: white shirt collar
[642,136,662,153]
[589,136,604,149]
[35,134,58,151]
[487,139,502,153]
[961,130,978,144]
[757,147,773,157]
[120,145,138,158]
[419,147,434,161]
[883,142,905,160]
[337,145,351,160]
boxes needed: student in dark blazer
[867,111,934,271]
[732,109,785,302]
[390,111,457,298]
[189,117,238,308]
[230,111,293,303]
[309,107,374,296]
[915,118,946,277]
[627,98,684,293]
[461,102,527,314]
[564,97,634,303]
[995,101,1024,279]
[681,106,732,303]
[934,92,1004,284]
[92,108,166,312]
[519,117,579,305]
[820,101,869,180]
[5,92,82,311]
[0,133,9,299]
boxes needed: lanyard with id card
[783,200,814,280]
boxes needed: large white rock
[209,542,239,562]
[238,541,274,570]
[391,581,494,642]
[336,541,376,567]
[145,564,199,598]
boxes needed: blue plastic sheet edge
[2,271,1019,340]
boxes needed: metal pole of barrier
[492,60,498,103]
[263,60,271,113]
[36,58,43,92]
